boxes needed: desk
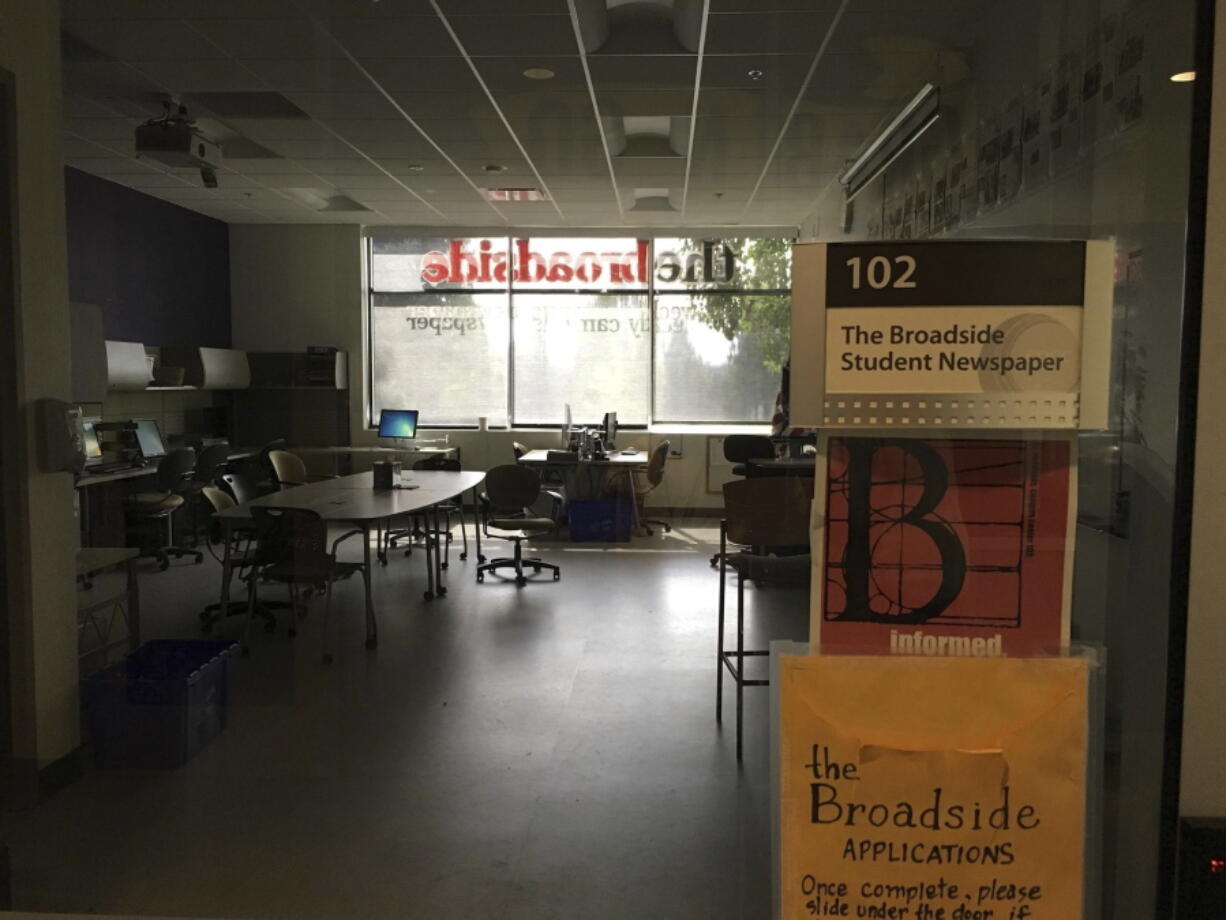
[518,449,649,534]
[745,457,816,477]
[213,469,485,648]
[290,444,457,475]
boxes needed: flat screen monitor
[133,418,166,460]
[603,411,618,447]
[378,409,418,439]
[81,418,102,460]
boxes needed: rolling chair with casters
[123,448,204,571]
[253,438,288,494]
[511,441,566,522]
[512,441,528,461]
[268,449,337,490]
[476,464,560,587]
[198,485,277,635]
[383,455,469,569]
[633,440,672,536]
[242,506,367,663]
[716,476,813,760]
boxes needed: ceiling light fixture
[523,67,556,80]
[406,163,424,172]
[1170,70,1196,82]
[482,164,507,173]
[839,83,940,202]
[747,69,764,81]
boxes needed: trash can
[567,500,634,542]
[82,639,239,769]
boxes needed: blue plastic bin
[567,500,633,542]
[82,640,239,769]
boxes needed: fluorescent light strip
[679,0,711,221]
[839,83,940,200]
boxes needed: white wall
[1,0,80,776]
[229,224,752,512]
[1180,3,1226,818]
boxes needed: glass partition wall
[802,0,1203,915]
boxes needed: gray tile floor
[6,519,809,919]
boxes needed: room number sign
[789,240,1114,430]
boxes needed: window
[367,235,791,427]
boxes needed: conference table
[212,469,485,649]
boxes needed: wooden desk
[213,469,486,649]
[518,449,649,533]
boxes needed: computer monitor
[377,409,419,439]
[602,411,618,448]
[133,418,166,460]
[81,417,103,461]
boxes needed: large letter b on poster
[838,438,967,623]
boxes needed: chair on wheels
[632,440,671,536]
[716,476,813,760]
[124,448,204,570]
[385,455,469,568]
[476,464,560,587]
[710,434,777,567]
[178,441,234,545]
[512,441,529,460]
[268,449,337,490]
[243,506,367,664]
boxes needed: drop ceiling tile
[388,90,498,119]
[63,20,227,61]
[301,158,384,175]
[709,0,843,10]
[589,56,697,90]
[189,18,341,60]
[61,62,165,102]
[705,11,840,54]
[408,116,513,144]
[134,60,271,94]
[63,136,116,158]
[697,87,796,119]
[285,92,403,120]
[239,57,374,94]
[260,137,360,159]
[223,117,336,142]
[446,15,579,57]
[64,116,139,141]
[222,158,315,174]
[496,90,595,120]
[69,156,161,175]
[63,94,128,118]
[439,0,570,14]
[358,57,481,94]
[236,173,333,189]
[613,159,687,182]
[347,188,425,202]
[329,175,405,190]
[319,17,459,58]
[473,57,587,93]
[65,0,302,20]
[701,53,814,91]
[596,90,693,117]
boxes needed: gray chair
[633,440,671,536]
[476,464,560,587]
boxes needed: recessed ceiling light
[406,163,424,172]
[482,164,507,173]
[1170,70,1196,82]
[747,69,764,81]
[523,67,556,80]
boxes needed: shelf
[145,385,199,391]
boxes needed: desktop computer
[377,408,418,440]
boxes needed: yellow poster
[780,654,1088,920]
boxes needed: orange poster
[779,654,1088,920]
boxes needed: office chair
[243,506,366,664]
[476,464,560,587]
[198,485,277,635]
[710,434,778,567]
[716,476,813,760]
[632,440,672,536]
[512,441,528,461]
[255,438,288,492]
[123,448,204,571]
[179,441,233,544]
[219,470,262,506]
[385,455,468,568]
[268,449,337,490]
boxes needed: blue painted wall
[64,167,231,347]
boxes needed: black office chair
[179,441,233,544]
[633,440,672,536]
[123,448,204,570]
[254,438,288,493]
[242,506,366,663]
[198,485,277,636]
[476,464,560,587]
[512,441,528,461]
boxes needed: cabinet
[234,350,349,451]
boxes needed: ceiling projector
[135,106,222,186]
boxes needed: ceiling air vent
[483,188,551,202]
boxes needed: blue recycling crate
[82,640,238,769]
[567,500,633,542]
